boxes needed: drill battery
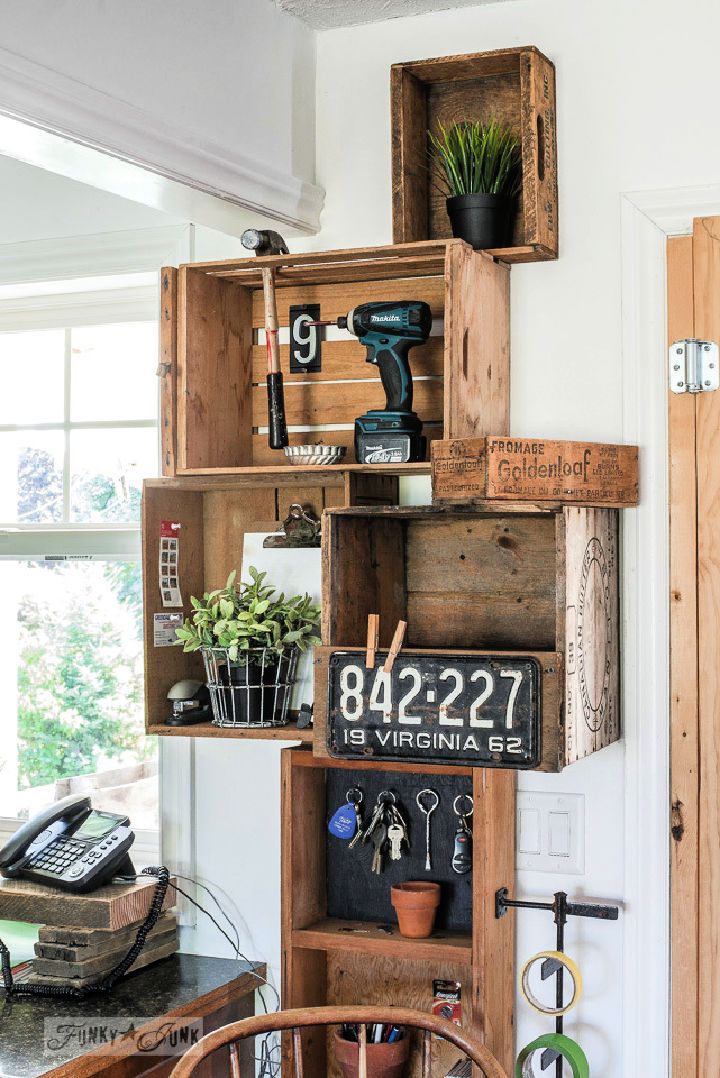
[354,409,426,464]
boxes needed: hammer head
[241,228,289,257]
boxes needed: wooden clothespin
[383,620,407,673]
[365,614,380,669]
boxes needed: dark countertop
[0,953,265,1078]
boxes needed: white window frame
[0,227,196,882]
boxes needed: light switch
[516,792,585,874]
[548,811,571,857]
[518,808,541,855]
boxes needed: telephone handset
[0,794,136,894]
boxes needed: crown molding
[0,45,324,235]
[0,226,193,284]
[624,183,720,237]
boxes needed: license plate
[327,651,540,768]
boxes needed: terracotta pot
[391,881,441,939]
[334,1031,409,1078]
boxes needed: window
[0,276,159,830]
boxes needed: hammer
[241,228,289,449]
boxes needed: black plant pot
[225,662,278,688]
[446,193,512,250]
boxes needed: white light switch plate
[516,792,585,874]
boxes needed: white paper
[241,535,322,711]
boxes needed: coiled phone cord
[0,866,169,998]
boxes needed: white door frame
[620,183,720,1076]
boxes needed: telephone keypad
[27,832,121,880]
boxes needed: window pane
[0,329,65,425]
[0,560,157,829]
[70,427,158,523]
[71,323,158,422]
[0,430,64,524]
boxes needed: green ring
[515,1033,590,1078]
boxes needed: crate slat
[250,377,444,429]
[250,338,445,384]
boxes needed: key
[452,826,472,875]
[348,823,364,850]
[361,802,384,845]
[371,823,387,874]
[416,788,439,871]
[347,789,365,849]
[388,823,404,861]
[451,793,473,875]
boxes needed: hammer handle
[261,267,281,375]
[261,267,288,448]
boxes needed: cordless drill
[311,300,432,464]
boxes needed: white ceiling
[275,0,501,31]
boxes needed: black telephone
[0,794,135,894]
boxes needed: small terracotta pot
[391,880,441,939]
[334,1031,409,1078]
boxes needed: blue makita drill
[310,300,432,464]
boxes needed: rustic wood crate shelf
[292,918,472,964]
[160,240,509,475]
[316,502,620,771]
[281,750,514,1075]
[146,719,313,743]
[391,47,558,262]
[142,473,397,739]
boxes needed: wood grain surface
[443,245,510,440]
[177,268,253,471]
[37,911,176,955]
[561,507,620,764]
[667,235,699,1078]
[390,47,558,261]
[167,241,509,474]
[160,267,178,477]
[0,875,175,930]
[431,436,639,507]
[694,215,720,1075]
[280,747,514,1075]
[142,473,400,739]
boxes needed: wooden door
[668,217,720,1076]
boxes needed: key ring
[453,793,473,818]
[416,789,439,814]
[378,790,396,804]
[346,787,363,805]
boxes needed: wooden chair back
[170,1004,509,1078]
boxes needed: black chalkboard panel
[326,767,473,932]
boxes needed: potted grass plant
[428,118,521,250]
[175,566,321,726]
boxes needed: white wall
[183,2,720,1075]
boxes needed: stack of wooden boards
[0,874,178,988]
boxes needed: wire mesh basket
[201,646,299,728]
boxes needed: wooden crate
[431,436,639,507]
[391,47,558,262]
[317,503,620,771]
[142,472,398,741]
[160,240,509,475]
[281,748,515,1076]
